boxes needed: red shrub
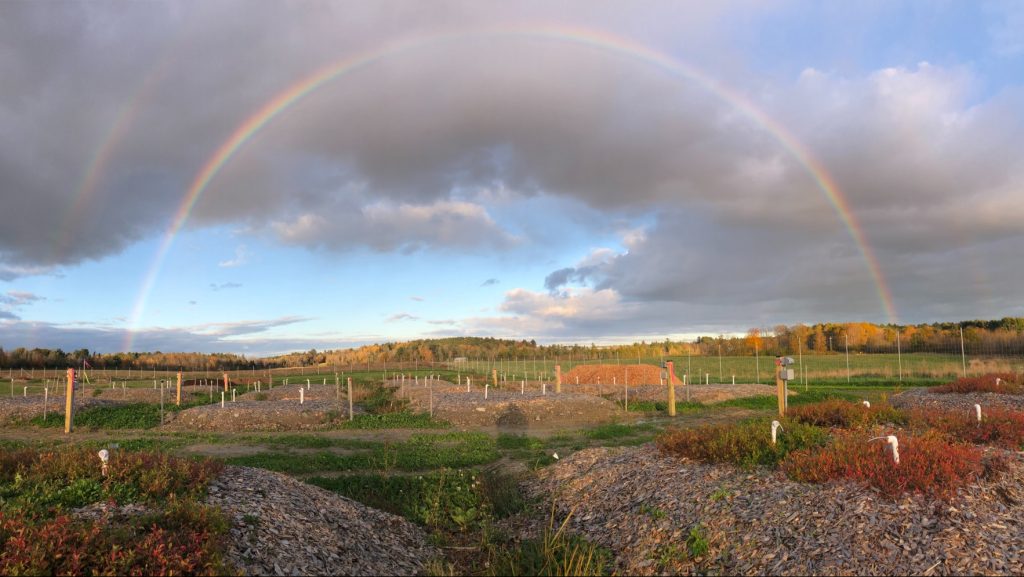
[909,407,1024,450]
[0,502,229,576]
[788,399,907,429]
[782,431,990,500]
[931,373,1022,395]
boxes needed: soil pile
[525,445,1024,575]
[563,364,682,386]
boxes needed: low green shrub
[788,399,908,429]
[656,418,829,469]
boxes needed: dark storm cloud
[0,316,321,356]
[1,1,1022,334]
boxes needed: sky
[1,0,1023,356]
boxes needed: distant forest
[1,317,1022,370]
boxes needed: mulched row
[524,444,1024,576]
[206,465,438,576]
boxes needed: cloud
[1,291,44,307]
[218,245,249,268]
[209,282,242,291]
[0,2,1022,336]
[0,311,19,320]
[385,313,419,322]
[409,296,425,302]
[0,316,322,356]
[480,278,499,287]
[272,200,517,253]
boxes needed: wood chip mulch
[892,388,1024,413]
[525,444,1024,576]
[205,465,439,576]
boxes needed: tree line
[1,317,1021,370]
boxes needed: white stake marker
[771,420,783,445]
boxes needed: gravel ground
[526,444,1024,576]
[892,388,1024,412]
[396,380,621,427]
[206,465,438,576]
[164,400,351,433]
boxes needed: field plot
[2,372,1022,575]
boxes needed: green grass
[335,412,450,429]
[582,422,656,440]
[713,389,859,410]
[307,469,485,532]
[225,432,501,474]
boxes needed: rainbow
[126,25,897,349]
[56,51,175,264]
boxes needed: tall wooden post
[492,369,498,388]
[223,373,229,392]
[775,358,786,417]
[176,371,183,406]
[64,368,75,434]
[347,377,353,421]
[666,361,676,417]
[555,365,562,393]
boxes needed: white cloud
[218,245,249,268]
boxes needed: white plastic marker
[771,420,783,445]
[306,379,310,390]
[869,435,900,464]
[521,380,525,395]
[995,377,1002,387]
[466,377,471,393]
[300,388,304,404]
[974,403,982,424]
[485,384,489,399]
[221,392,225,408]
[863,400,871,408]
[98,449,110,477]
[552,453,559,460]
[542,383,547,395]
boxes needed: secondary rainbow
[126,25,897,348]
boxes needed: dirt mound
[563,364,682,386]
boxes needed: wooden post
[775,357,786,417]
[64,368,75,434]
[176,371,182,406]
[491,368,498,388]
[666,361,676,417]
[223,373,229,392]
[347,377,353,421]
[555,365,562,393]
